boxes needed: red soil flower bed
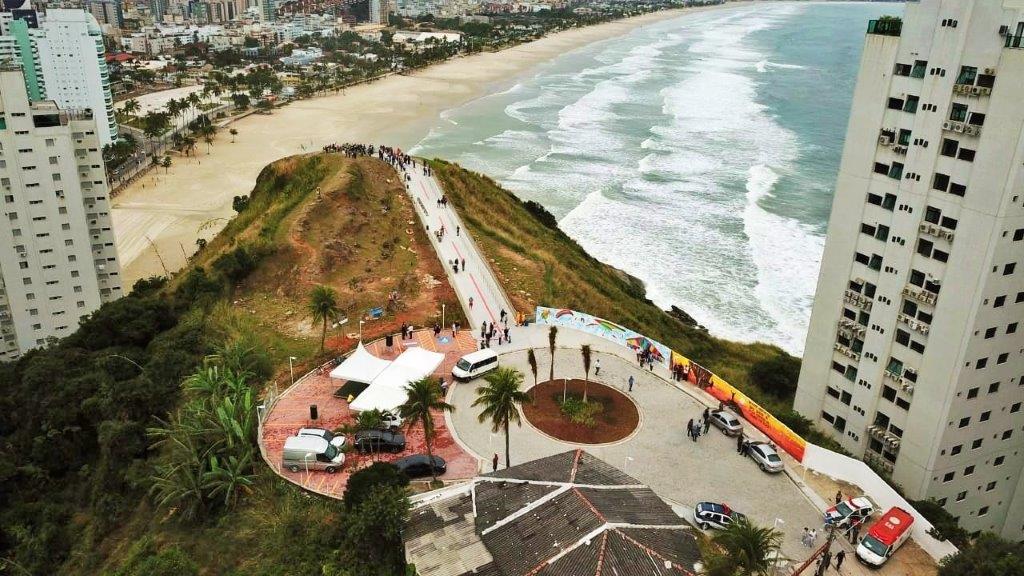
[523,379,639,444]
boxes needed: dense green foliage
[344,462,410,511]
[704,517,782,576]
[474,367,531,468]
[912,499,969,547]
[938,533,1024,576]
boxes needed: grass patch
[558,394,603,427]
[428,159,801,417]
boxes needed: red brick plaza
[260,329,482,498]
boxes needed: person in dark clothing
[461,258,466,271]
[492,453,499,472]
[835,550,846,571]
[737,435,745,454]
[703,407,710,421]
[703,418,711,435]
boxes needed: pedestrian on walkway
[848,523,861,544]
[801,528,812,548]
[401,322,408,340]
[469,296,474,309]
[503,327,510,344]
[835,490,843,504]
[457,225,460,236]
[703,407,710,422]
[492,453,498,472]
[687,419,696,442]
[461,258,466,271]
[628,375,634,391]
[594,358,601,375]
[500,309,506,323]
[703,418,711,435]
[736,434,745,454]
[452,323,457,336]
[808,528,818,547]
[835,550,846,571]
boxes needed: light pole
[289,356,297,385]
[359,320,365,341]
[623,456,634,473]
[442,303,446,330]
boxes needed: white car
[746,441,784,473]
[298,428,346,449]
[825,496,874,529]
[380,410,403,430]
[709,409,743,436]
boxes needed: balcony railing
[843,289,873,312]
[902,284,938,306]
[867,18,902,37]
[897,313,931,335]
[919,222,954,242]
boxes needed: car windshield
[835,502,853,516]
[324,444,338,459]
[860,535,889,556]
[766,453,782,463]
[456,359,472,370]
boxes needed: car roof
[460,349,498,363]
[697,502,726,514]
[298,427,328,435]
[751,442,777,454]
[850,497,873,509]
[397,454,442,465]
[283,436,329,451]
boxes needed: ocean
[410,1,903,355]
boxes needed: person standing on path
[736,434,745,454]
[492,453,498,472]
[461,258,466,271]
[702,407,710,422]
[595,358,601,375]
[687,419,696,442]
[835,550,846,572]
[835,490,843,504]
[503,326,510,344]
[702,417,711,435]
[457,225,460,236]
[628,375,634,392]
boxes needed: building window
[958,417,970,428]
[972,438,983,450]
[950,444,962,455]
[986,482,996,492]
[956,491,966,501]
[933,173,950,192]
[978,506,989,516]
[943,472,954,483]
[950,103,968,122]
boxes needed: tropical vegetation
[398,377,454,484]
[473,367,531,468]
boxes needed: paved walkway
[403,162,515,330]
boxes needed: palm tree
[547,326,558,382]
[307,285,339,353]
[473,367,530,469]
[187,92,202,123]
[707,517,783,576]
[122,98,140,121]
[398,377,454,484]
[229,128,238,142]
[526,349,538,387]
[161,155,171,173]
[580,344,591,402]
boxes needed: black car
[394,454,446,478]
[353,430,406,453]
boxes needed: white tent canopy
[329,342,392,383]
[343,347,446,413]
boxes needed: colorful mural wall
[534,307,673,368]
[672,351,806,461]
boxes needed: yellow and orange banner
[672,351,806,461]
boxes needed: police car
[693,502,746,530]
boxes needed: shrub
[344,462,409,510]
[559,394,602,427]
[749,353,801,399]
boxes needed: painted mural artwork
[535,307,673,367]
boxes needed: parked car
[825,496,874,529]
[298,427,346,449]
[353,429,406,453]
[380,410,403,431]
[708,409,743,436]
[452,349,499,380]
[282,436,345,473]
[693,502,746,530]
[746,441,784,473]
[394,454,447,478]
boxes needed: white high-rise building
[0,65,122,361]
[795,0,1024,541]
[34,10,117,147]
[0,9,117,147]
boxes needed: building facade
[795,0,1024,541]
[0,9,117,147]
[0,66,122,361]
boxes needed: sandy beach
[112,2,748,287]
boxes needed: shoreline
[112,1,753,288]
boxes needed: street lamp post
[624,456,634,473]
[442,303,446,331]
[289,356,297,385]
[359,320,365,342]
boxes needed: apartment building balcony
[843,289,873,311]
[838,318,867,337]
[1004,34,1024,49]
[897,312,930,335]
[919,222,954,242]
[834,341,861,362]
[942,120,982,137]
[902,284,938,306]
[867,425,902,450]
[952,83,992,97]
[867,17,901,37]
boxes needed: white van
[282,436,345,473]
[452,349,499,380]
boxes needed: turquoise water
[411,1,902,354]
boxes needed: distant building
[87,0,123,30]
[0,65,123,361]
[405,450,703,576]
[0,9,117,146]
[795,0,1024,541]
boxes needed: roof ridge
[573,486,606,523]
[593,532,609,576]
[569,449,582,483]
[611,528,695,576]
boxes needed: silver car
[747,441,784,473]
[709,409,743,436]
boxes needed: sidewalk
[403,162,515,333]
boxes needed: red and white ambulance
[856,506,914,566]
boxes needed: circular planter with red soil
[522,379,640,445]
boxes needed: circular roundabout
[522,379,640,444]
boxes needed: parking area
[259,329,481,497]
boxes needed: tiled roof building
[405,450,703,576]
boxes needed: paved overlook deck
[257,156,936,575]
